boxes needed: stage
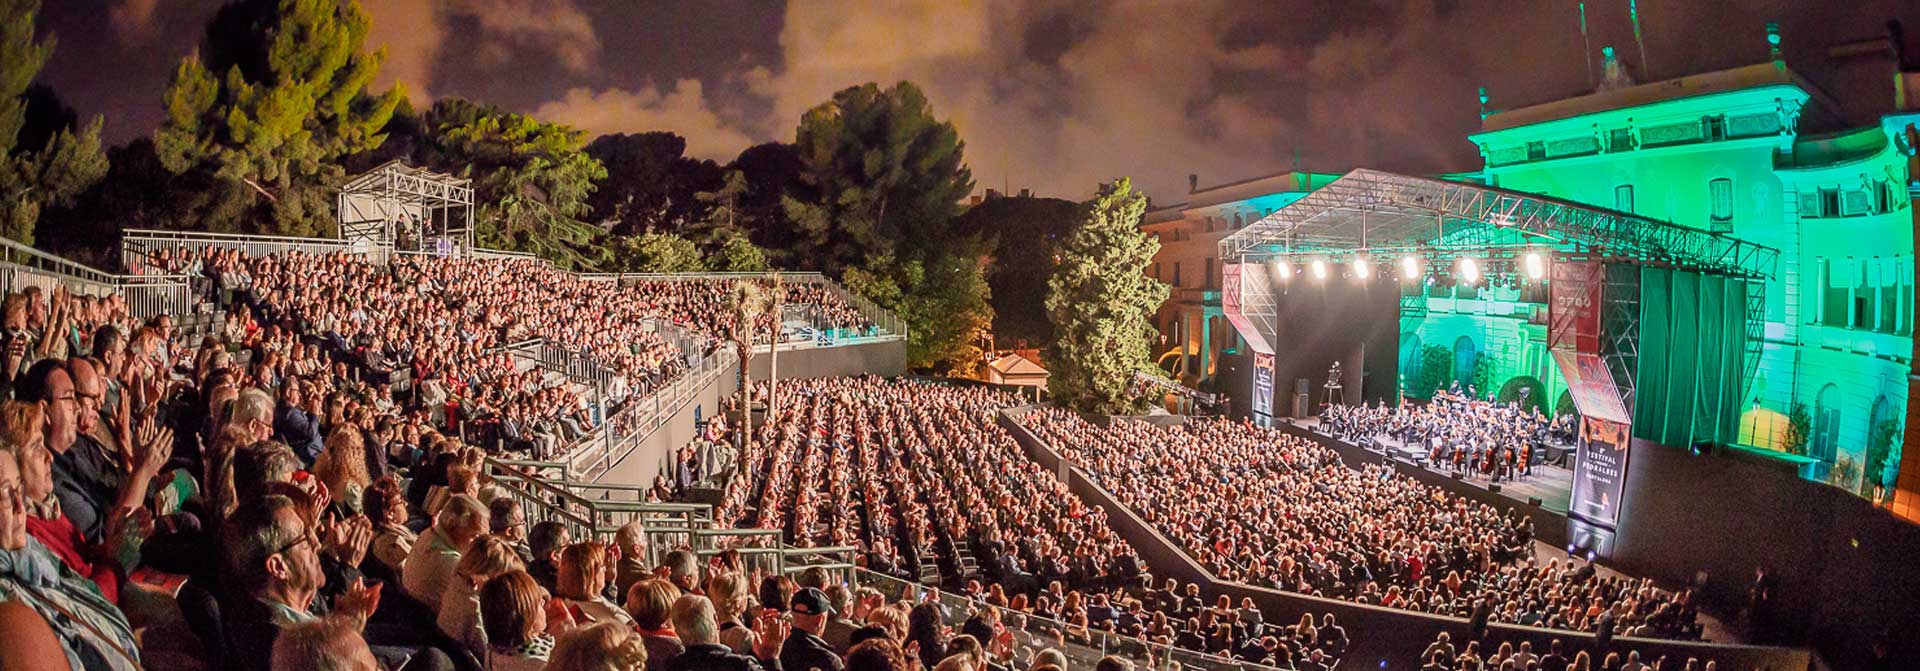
[1293,416,1576,515]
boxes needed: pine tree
[1044,178,1170,414]
[0,0,106,245]
[410,99,608,269]
[153,0,401,236]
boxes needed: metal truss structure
[1218,169,1778,280]
[338,160,476,250]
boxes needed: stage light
[1524,252,1545,279]
[1460,257,1480,284]
[1353,257,1372,279]
[1311,258,1328,280]
[1400,255,1420,280]
[1276,259,1292,280]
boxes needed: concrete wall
[998,408,1811,671]
[595,365,740,489]
[747,339,907,381]
[594,339,904,488]
[1612,438,1920,670]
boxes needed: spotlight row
[1272,252,1549,283]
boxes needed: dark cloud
[35,0,1920,204]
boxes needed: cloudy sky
[37,0,1920,203]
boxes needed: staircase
[916,554,943,585]
[954,539,982,580]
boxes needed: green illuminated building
[1470,59,1918,499]
[1163,45,1920,506]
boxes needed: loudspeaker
[1488,484,1502,493]
[1527,496,1543,507]
[1451,472,1464,480]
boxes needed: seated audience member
[844,637,913,671]
[559,541,634,626]
[665,594,787,671]
[488,497,533,564]
[439,535,526,653]
[479,570,568,671]
[527,520,570,594]
[628,577,686,671]
[707,571,760,655]
[613,520,651,599]
[782,587,845,671]
[364,475,417,577]
[549,621,652,671]
[271,616,382,671]
[406,494,489,613]
[0,444,141,671]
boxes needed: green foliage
[0,0,107,245]
[954,195,1082,348]
[715,233,770,273]
[1407,345,1453,400]
[1497,376,1547,415]
[584,132,722,235]
[0,0,51,152]
[846,249,993,373]
[692,169,749,242]
[783,82,974,273]
[152,0,402,236]
[1044,178,1168,414]
[1470,353,1496,396]
[1862,418,1901,501]
[1784,402,1812,456]
[407,99,608,269]
[1554,390,1579,420]
[612,232,707,273]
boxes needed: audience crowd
[0,243,1767,671]
[1020,409,1706,642]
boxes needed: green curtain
[1633,267,1748,446]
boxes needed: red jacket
[27,513,121,604]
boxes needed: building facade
[1162,46,1920,514]
[1141,172,1337,387]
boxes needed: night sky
[35,0,1920,203]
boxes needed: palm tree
[728,275,780,448]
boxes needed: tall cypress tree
[154,0,401,236]
[1045,178,1169,414]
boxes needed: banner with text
[1549,259,1605,353]
[1252,352,1276,419]
[1571,415,1632,530]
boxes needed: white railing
[0,236,193,317]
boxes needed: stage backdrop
[1633,267,1750,447]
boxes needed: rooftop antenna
[1767,21,1783,62]
[1478,87,1492,120]
[1629,0,1652,79]
[1580,2,1595,89]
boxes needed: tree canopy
[0,0,106,245]
[1045,178,1169,414]
[954,195,1081,349]
[782,82,974,273]
[584,131,723,236]
[152,0,402,236]
[406,98,608,269]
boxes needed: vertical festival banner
[1549,259,1604,353]
[1252,352,1275,419]
[1552,349,1633,533]
[1572,416,1631,529]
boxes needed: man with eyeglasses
[225,494,449,671]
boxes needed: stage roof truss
[1219,169,1778,280]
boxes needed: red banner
[1549,259,1603,354]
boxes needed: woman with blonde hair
[312,427,370,515]
[547,621,649,671]
[479,570,566,671]
[439,535,526,653]
[705,570,759,654]
[558,542,634,626]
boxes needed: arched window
[1812,383,1841,462]
[1453,336,1478,387]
